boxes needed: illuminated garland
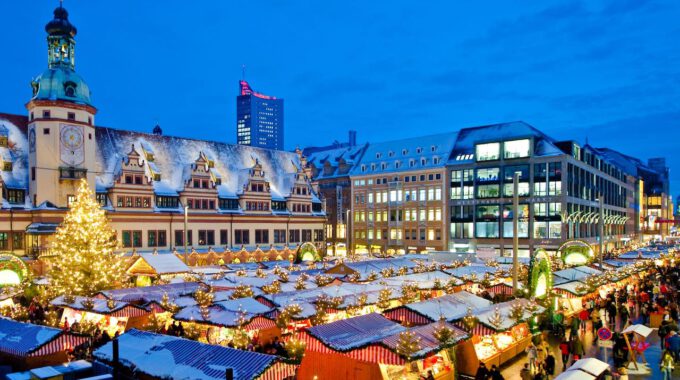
[377,288,393,309]
[261,280,281,294]
[396,330,421,361]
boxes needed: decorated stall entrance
[296,242,321,263]
[558,240,594,266]
[529,249,552,299]
[0,253,29,287]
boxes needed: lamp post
[346,209,352,259]
[598,196,604,268]
[512,172,519,294]
[184,205,189,264]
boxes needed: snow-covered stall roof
[381,321,468,358]
[443,264,499,280]
[51,295,147,316]
[98,282,205,304]
[380,271,462,290]
[307,313,405,351]
[173,297,274,328]
[567,358,610,376]
[0,318,79,357]
[399,291,492,322]
[92,329,289,380]
[129,253,190,275]
[553,281,588,296]
[476,299,545,331]
[553,268,591,282]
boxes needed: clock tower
[26,4,97,207]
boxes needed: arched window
[64,81,77,97]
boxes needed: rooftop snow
[0,318,62,356]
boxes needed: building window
[302,229,312,242]
[67,112,76,121]
[219,198,239,210]
[175,230,193,247]
[198,230,215,246]
[220,229,229,245]
[0,233,7,250]
[156,196,179,208]
[148,230,167,247]
[12,232,23,250]
[122,230,142,248]
[42,110,51,119]
[476,142,500,161]
[96,193,107,207]
[5,189,25,204]
[274,229,286,244]
[234,229,250,245]
[289,229,301,243]
[503,139,530,159]
[255,229,269,244]
[67,195,75,207]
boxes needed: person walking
[660,350,674,380]
[570,335,584,362]
[526,342,538,373]
[559,337,571,370]
[544,352,556,380]
[578,307,590,334]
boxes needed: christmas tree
[48,179,127,297]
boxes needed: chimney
[348,130,357,147]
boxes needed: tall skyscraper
[236,80,284,150]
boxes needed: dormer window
[376,153,382,159]
[409,159,415,167]
[361,164,366,172]
[64,81,77,97]
[433,157,440,165]
[431,145,437,152]
[421,158,427,166]
[402,149,408,156]
[388,151,394,157]
[371,163,376,171]
[395,161,401,169]
[381,163,387,170]
[416,147,422,154]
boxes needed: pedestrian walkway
[500,317,666,379]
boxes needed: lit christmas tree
[48,179,127,297]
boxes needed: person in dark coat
[475,362,489,380]
[545,352,556,377]
[489,365,504,380]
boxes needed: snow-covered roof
[98,282,206,304]
[553,281,588,295]
[0,118,29,194]
[398,291,492,322]
[448,121,563,163]
[173,297,274,328]
[51,295,145,315]
[476,299,545,331]
[93,329,283,380]
[381,321,468,358]
[95,126,306,200]
[132,253,190,275]
[0,318,63,356]
[380,271,462,289]
[307,313,405,351]
[304,143,368,180]
[567,358,610,376]
[350,132,458,176]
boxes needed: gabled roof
[128,253,190,275]
[93,329,285,380]
[307,313,405,351]
[0,317,63,356]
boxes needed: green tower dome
[31,4,93,108]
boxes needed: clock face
[60,124,84,165]
[29,128,36,153]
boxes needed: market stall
[555,358,611,380]
[172,297,280,346]
[384,291,491,326]
[52,295,151,336]
[454,299,543,376]
[295,313,467,380]
[0,318,89,370]
[92,329,296,380]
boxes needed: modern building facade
[0,5,324,258]
[304,131,367,256]
[236,80,284,150]
[447,122,636,258]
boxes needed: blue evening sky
[2,1,679,193]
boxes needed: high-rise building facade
[236,80,284,150]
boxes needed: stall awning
[26,223,60,235]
